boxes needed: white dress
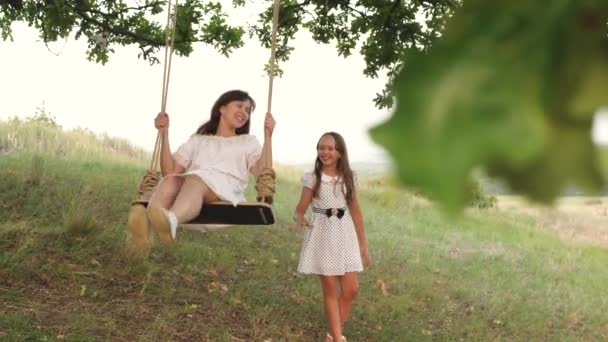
[297,171,363,276]
[170,134,262,206]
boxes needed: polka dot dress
[297,171,363,276]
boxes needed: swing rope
[151,0,178,171]
[255,0,281,205]
[134,0,179,204]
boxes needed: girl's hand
[264,112,276,137]
[361,249,372,268]
[155,112,169,132]
[293,213,310,229]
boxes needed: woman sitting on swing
[129,89,276,253]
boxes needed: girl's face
[220,100,252,129]
[317,135,341,168]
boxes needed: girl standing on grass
[294,132,372,342]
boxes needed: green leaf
[543,1,608,121]
[487,120,604,202]
[369,0,608,212]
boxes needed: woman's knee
[161,175,183,189]
[149,176,183,207]
[182,176,219,202]
[182,175,206,190]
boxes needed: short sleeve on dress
[246,135,263,170]
[173,135,196,169]
[301,171,315,189]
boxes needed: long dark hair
[196,90,256,135]
[313,132,355,204]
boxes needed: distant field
[496,195,608,246]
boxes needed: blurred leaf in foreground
[370,0,608,212]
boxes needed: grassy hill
[1,119,608,341]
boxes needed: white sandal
[326,333,347,342]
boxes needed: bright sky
[1,3,607,166]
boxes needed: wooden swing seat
[139,200,274,225]
[193,201,274,225]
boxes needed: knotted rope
[256,168,276,204]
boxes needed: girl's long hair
[312,132,355,204]
[196,90,255,135]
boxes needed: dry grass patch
[497,196,608,246]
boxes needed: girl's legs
[338,272,359,332]
[148,175,219,243]
[320,275,342,341]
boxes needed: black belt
[312,207,346,219]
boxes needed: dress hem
[297,269,363,276]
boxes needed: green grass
[1,120,608,340]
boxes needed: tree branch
[124,3,162,11]
[72,7,160,45]
[68,4,203,48]
[343,2,372,25]
[384,0,402,29]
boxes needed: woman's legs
[148,175,184,209]
[320,275,342,341]
[148,175,219,244]
[126,204,151,256]
[127,176,183,255]
[171,175,219,223]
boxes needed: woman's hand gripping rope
[264,112,276,137]
[154,112,169,133]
